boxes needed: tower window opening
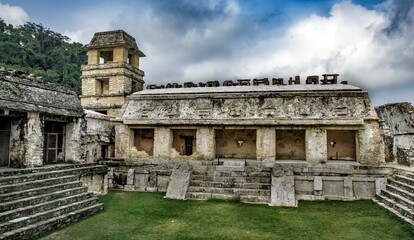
[99,50,113,64]
[96,78,109,95]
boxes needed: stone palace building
[0,30,412,239]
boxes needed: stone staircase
[374,171,414,226]
[186,159,272,203]
[0,164,106,240]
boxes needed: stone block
[314,176,323,191]
[157,175,170,192]
[271,175,297,207]
[166,163,192,200]
[270,164,297,207]
[353,181,376,198]
[323,180,344,196]
[295,180,313,195]
[343,178,353,197]
[134,173,149,191]
[375,178,386,195]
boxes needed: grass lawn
[40,190,414,240]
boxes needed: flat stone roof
[134,84,362,96]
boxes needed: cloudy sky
[0,0,413,106]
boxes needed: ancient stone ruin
[0,30,413,239]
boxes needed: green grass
[40,190,414,240]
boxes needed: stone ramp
[0,164,106,240]
[373,171,414,226]
[185,159,272,203]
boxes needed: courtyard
[40,190,414,240]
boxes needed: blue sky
[0,0,413,106]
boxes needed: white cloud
[0,3,29,26]
[60,0,413,105]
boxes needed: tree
[0,18,86,93]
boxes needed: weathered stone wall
[106,159,390,203]
[65,118,87,163]
[119,86,383,165]
[376,102,414,163]
[85,110,114,163]
[9,118,25,167]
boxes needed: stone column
[65,118,86,163]
[24,112,43,167]
[256,127,275,161]
[196,127,215,160]
[358,120,384,165]
[306,127,327,165]
[153,127,172,160]
[114,123,132,158]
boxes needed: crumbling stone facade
[0,68,85,167]
[376,102,414,166]
[85,110,114,163]
[80,30,388,204]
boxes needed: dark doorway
[0,118,11,167]
[101,145,108,160]
[43,121,65,164]
[184,136,194,156]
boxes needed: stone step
[0,197,98,233]
[234,189,271,196]
[0,181,83,202]
[388,178,414,194]
[375,195,414,222]
[0,175,79,195]
[403,172,414,180]
[187,186,209,193]
[386,184,414,202]
[187,186,271,196]
[0,192,93,222]
[218,159,246,167]
[200,160,219,166]
[240,195,270,204]
[185,192,212,200]
[0,186,88,212]
[394,175,414,186]
[213,176,271,184]
[211,193,238,200]
[191,175,214,182]
[185,192,239,201]
[215,166,245,172]
[0,166,92,186]
[381,189,414,210]
[0,203,103,240]
[0,164,98,177]
[190,180,271,190]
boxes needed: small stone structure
[0,68,85,167]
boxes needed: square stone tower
[80,30,145,117]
